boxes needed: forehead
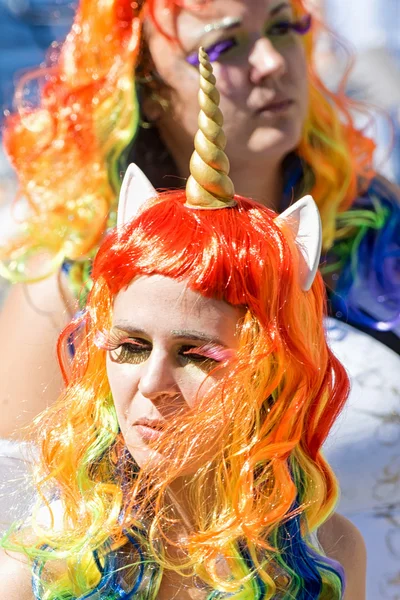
[146,0,294,41]
[112,275,242,340]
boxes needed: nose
[248,37,286,84]
[138,349,179,402]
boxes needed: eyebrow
[111,325,226,347]
[171,330,227,346]
[198,2,291,39]
[270,2,291,17]
[203,16,242,34]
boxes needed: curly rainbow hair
[0,0,375,282]
[2,192,349,598]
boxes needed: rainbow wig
[2,0,397,327]
[3,190,349,599]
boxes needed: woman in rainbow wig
[0,0,398,595]
[0,48,365,599]
[0,0,399,430]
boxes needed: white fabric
[0,439,36,535]
[324,318,400,599]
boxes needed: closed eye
[180,343,235,369]
[108,338,152,365]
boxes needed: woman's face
[106,275,243,469]
[144,0,309,174]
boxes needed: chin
[246,125,302,159]
[128,445,215,477]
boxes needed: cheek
[213,62,250,101]
[175,368,210,409]
[149,37,199,103]
[106,358,137,422]
[288,44,308,103]
[180,368,225,411]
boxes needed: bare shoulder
[0,270,77,437]
[319,513,366,600]
[0,549,34,599]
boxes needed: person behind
[0,49,365,598]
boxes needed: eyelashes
[186,13,312,67]
[187,38,238,66]
[94,329,141,352]
[95,330,235,369]
[95,329,151,365]
[183,343,236,363]
[268,13,312,36]
[287,13,312,35]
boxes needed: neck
[163,472,216,543]
[171,153,284,213]
[155,123,285,212]
[229,159,284,212]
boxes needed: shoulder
[319,513,366,600]
[0,550,33,599]
[1,269,76,326]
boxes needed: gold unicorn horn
[185,47,236,209]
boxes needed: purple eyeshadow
[185,12,311,68]
[186,38,238,66]
[292,13,312,34]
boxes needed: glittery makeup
[268,13,312,36]
[182,342,236,363]
[203,16,242,34]
[97,328,235,369]
[186,12,312,67]
[96,328,152,364]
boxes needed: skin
[0,273,74,438]
[145,0,309,207]
[0,276,366,597]
[106,275,243,472]
[0,0,309,440]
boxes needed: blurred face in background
[143,0,309,175]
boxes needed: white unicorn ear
[117,163,157,227]
[275,195,322,291]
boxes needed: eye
[266,14,312,37]
[267,20,293,36]
[109,339,152,365]
[179,345,219,373]
[186,37,239,67]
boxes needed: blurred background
[0,0,74,300]
[313,0,400,184]
[0,0,74,166]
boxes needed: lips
[133,418,166,430]
[132,418,167,442]
[256,98,294,114]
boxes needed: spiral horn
[185,47,236,209]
